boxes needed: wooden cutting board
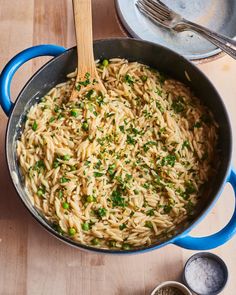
[0,0,236,294]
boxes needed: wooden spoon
[70,0,106,100]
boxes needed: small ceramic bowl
[150,281,192,295]
[183,252,228,295]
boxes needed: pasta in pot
[17,59,218,249]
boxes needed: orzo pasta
[17,59,218,249]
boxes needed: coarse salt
[185,257,225,294]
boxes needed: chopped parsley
[145,221,153,228]
[107,164,116,178]
[76,72,91,89]
[156,101,164,113]
[32,121,38,131]
[182,140,190,149]
[143,183,150,189]
[88,104,94,112]
[85,160,91,167]
[125,174,132,181]
[161,154,176,167]
[96,93,105,106]
[119,125,125,133]
[85,89,94,99]
[126,135,136,145]
[53,223,64,235]
[94,160,102,170]
[184,200,195,214]
[143,110,152,118]
[143,141,156,152]
[194,121,202,128]
[119,223,127,230]
[82,121,89,131]
[60,177,70,183]
[141,75,148,82]
[185,181,197,195]
[58,190,63,198]
[57,113,64,120]
[127,126,141,136]
[53,159,60,168]
[54,105,60,113]
[172,96,185,113]
[163,204,172,214]
[122,243,131,250]
[33,160,45,172]
[107,240,116,247]
[111,189,126,207]
[105,112,115,118]
[146,209,155,216]
[93,171,104,177]
[155,88,162,97]
[124,74,134,85]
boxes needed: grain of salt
[185,257,225,294]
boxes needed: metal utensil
[136,0,236,60]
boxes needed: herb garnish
[119,223,127,230]
[33,160,45,172]
[146,209,155,216]
[124,74,134,85]
[94,171,104,177]
[161,154,176,167]
[172,96,185,113]
[119,125,125,133]
[60,177,70,183]
[107,164,116,178]
[182,140,190,149]
[32,121,38,131]
[126,135,136,145]
[76,72,91,90]
[194,121,202,128]
[143,141,156,152]
[111,189,126,207]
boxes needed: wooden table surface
[0,1,236,294]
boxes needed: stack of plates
[115,0,236,62]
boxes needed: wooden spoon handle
[72,0,96,78]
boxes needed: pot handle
[0,44,66,116]
[173,168,236,250]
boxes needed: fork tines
[136,0,172,26]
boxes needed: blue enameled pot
[0,39,236,253]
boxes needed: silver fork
[136,0,236,60]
